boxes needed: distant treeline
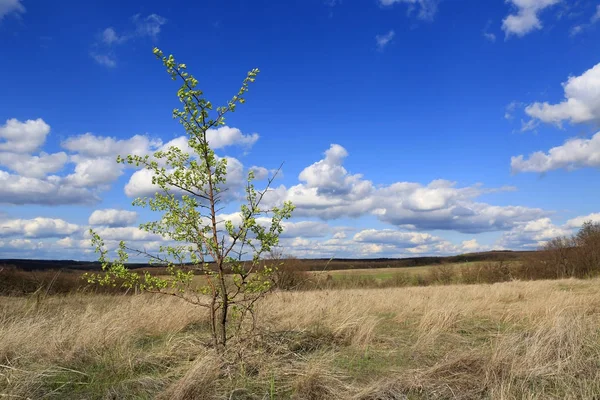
[0,250,530,273]
[289,251,530,271]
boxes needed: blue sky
[1,0,600,260]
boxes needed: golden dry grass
[2,278,600,398]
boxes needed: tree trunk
[218,269,228,350]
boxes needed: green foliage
[86,48,294,351]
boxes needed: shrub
[268,253,311,291]
[459,261,512,285]
[517,221,600,281]
[426,264,456,285]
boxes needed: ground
[2,277,600,399]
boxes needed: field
[3,277,600,399]
[322,262,476,279]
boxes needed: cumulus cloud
[6,238,44,250]
[565,212,600,228]
[62,128,257,195]
[497,211,600,250]
[0,122,163,205]
[0,151,68,179]
[354,229,441,247]
[498,217,573,249]
[62,133,161,157]
[511,131,600,173]
[525,62,600,125]
[61,133,161,189]
[0,118,51,153]
[0,171,100,205]
[0,217,79,238]
[298,144,372,197]
[0,0,24,21]
[206,126,259,149]
[277,229,490,259]
[375,30,395,51]
[124,155,246,199]
[265,144,543,233]
[377,193,546,233]
[64,155,126,188]
[379,0,439,21]
[502,0,560,37]
[89,209,138,227]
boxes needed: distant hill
[0,250,533,272]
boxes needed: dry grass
[2,278,600,398]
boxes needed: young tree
[85,48,294,352]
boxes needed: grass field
[321,262,477,279]
[161,261,480,291]
[2,277,600,399]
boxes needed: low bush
[0,264,129,296]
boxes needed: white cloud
[101,27,124,45]
[298,144,372,197]
[379,0,439,21]
[61,133,162,188]
[377,192,546,233]
[565,212,600,228]
[483,32,497,42]
[593,5,600,23]
[0,124,160,205]
[504,101,522,120]
[460,239,484,252]
[124,155,246,199]
[375,30,395,51]
[64,155,124,188]
[511,131,600,173]
[249,166,269,180]
[498,217,573,249]
[569,5,600,36]
[354,229,441,247]
[123,169,157,198]
[0,0,24,21]
[90,53,117,68]
[7,239,44,250]
[63,128,255,165]
[0,171,100,205]
[92,13,167,67]
[89,209,138,227]
[280,221,332,238]
[0,217,79,238]
[206,126,259,149]
[85,226,166,242]
[525,62,600,125]
[520,118,539,132]
[483,20,497,42]
[570,25,584,36]
[56,237,92,249]
[62,133,160,157]
[265,144,543,233]
[277,228,490,259]
[502,0,560,37]
[0,151,68,178]
[0,118,51,153]
[132,13,167,39]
